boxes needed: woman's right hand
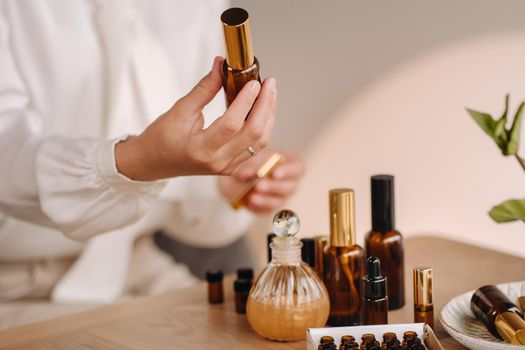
[115,56,277,181]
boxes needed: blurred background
[231,0,525,263]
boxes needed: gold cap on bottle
[495,311,525,345]
[329,189,356,247]
[221,8,254,70]
[413,267,433,307]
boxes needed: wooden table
[0,236,524,349]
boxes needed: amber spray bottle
[323,189,365,326]
[220,7,261,107]
[365,175,405,310]
[413,267,434,329]
[362,256,388,325]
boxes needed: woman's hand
[218,149,306,213]
[115,57,276,181]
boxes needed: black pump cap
[234,278,252,292]
[362,257,387,300]
[205,270,223,283]
[371,175,395,232]
[267,233,276,262]
[236,268,254,280]
[300,238,316,268]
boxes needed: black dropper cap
[362,257,387,300]
[301,238,316,268]
[205,270,223,283]
[371,175,395,232]
[236,268,253,280]
[267,233,276,262]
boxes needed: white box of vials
[306,323,444,350]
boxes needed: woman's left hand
[218,149,305,213]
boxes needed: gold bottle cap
[413,267,433,307]
[495,311,525,345]
[221,8,254,70]
[329,189,356,247]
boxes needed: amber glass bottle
[413,267,434,329]
[362,257,388,325]
[471,285,525,345]
[220,8,261,107]
[365,175,405,310]
[205,270,224,304]
[324,189,365,326]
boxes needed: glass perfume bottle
[324,189,365,326]
[246,210,330,341]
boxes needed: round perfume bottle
[246,210,330,341]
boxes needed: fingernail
[267,78,277,102]
[212,56,221,70]
[250,81,260,93]
[268,78,276,92]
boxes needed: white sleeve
[0,11,165,241]
[157,176,255,248]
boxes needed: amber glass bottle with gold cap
[413,267,434,329]
[220,7,261,107]
[323,189,365,326]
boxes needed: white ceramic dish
[440,280,525,350]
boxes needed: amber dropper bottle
[220,7,261,107]
[362,256,388,325]
[323,189,365,326]
[413,267,434,329]
[365,175,405,310]
[471,285,525,345]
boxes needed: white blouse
[0,0,253,302]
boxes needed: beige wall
[234,1,525,263]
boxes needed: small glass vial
[402,331,424,350]
[246,210,330,341]
[340,335,359,350]
[360,333,380,350]
[319,336,337,350]
[205,270,224,304]
[234,279,252,314]
[381,332,401,350]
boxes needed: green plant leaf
[467,108,507,152]
[489,199,525,223]
[506,101,524,155]
[494,94,509,141]
[467,108,496,136]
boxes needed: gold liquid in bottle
[246,210,330,341]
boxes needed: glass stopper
[272,209,300,237]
